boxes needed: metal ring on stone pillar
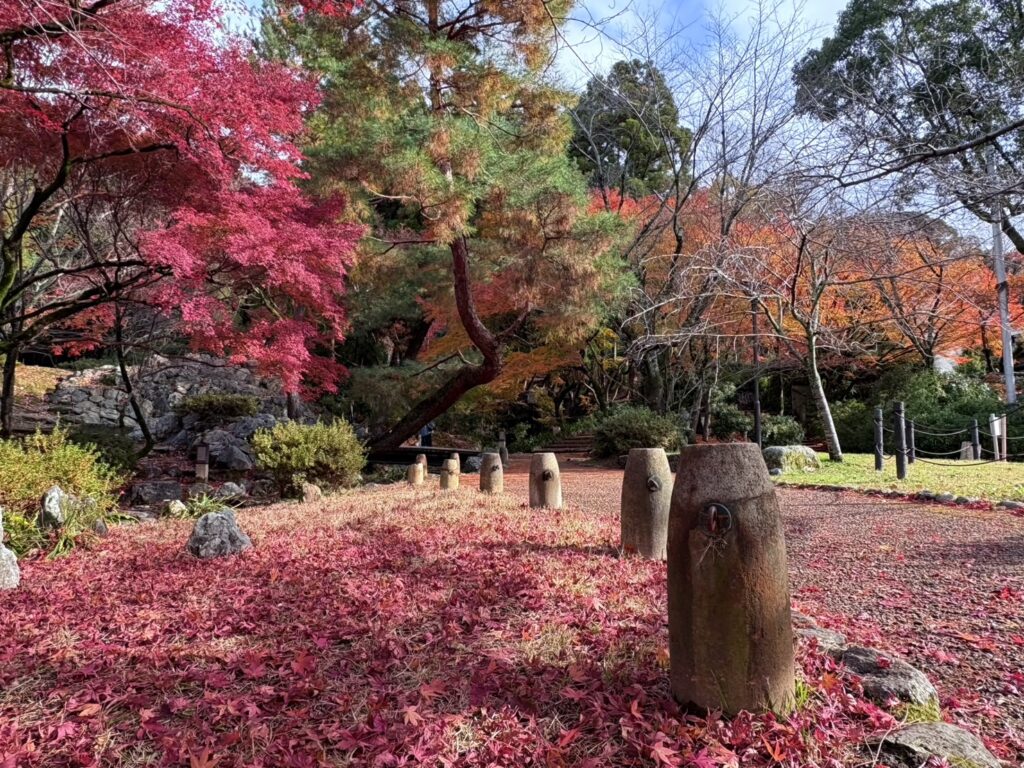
[698,503,733,537]
[542,470,554,481]
[647,476,662,492]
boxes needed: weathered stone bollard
[529,452,562,509]
[406,463,425,485]
[620,448,672,559]
[416,453,428,468]
[440,459,460,490]
[498,431,510,467]
[668,443,794,715]
[479,452,504,493]
[449,453,461,474]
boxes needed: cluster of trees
[3,0,1023,461]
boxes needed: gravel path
[507,461,1024,760]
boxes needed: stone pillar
[529,452,562,509]
[667,443,794,715]
[440,459,460,491]
[406,463,425,485]
[479,452,504,493]
[416,453,428,468]
[620,448,672,559]
[498,431,510,467]
[449,453,461,474]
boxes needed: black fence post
[906,419,916,464]
[971,419,981,460]
[893,401,907,480]
[874,407,884,472]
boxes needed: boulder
[130,480,184,506]
[761,445,821,474]
[831,646,938,706]
[0,508,20,590]
[40,485,67,527]
[214,482,246,500]
[302,483,323,503]
[165,499,189,517]
[188,483,213,500]
[197,429,255,471]
[228,413,277,440]
[796,627,847,652]
[871,723,1000,768]
[464,455,482,473]
[186,509,252,559]
[91,518,110,537]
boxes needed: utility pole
[988,147,1017,404]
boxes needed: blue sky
[556,0,848,85]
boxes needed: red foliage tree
[0,0,359,432]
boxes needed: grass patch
[3,361,68,399]
[774,453,1024,502]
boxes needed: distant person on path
[420,421,436,447]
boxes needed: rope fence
[874,401,1024,479]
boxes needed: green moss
[895,698,942,724]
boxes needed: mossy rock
[762,445,820,474]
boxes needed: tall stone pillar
[620,448,672,559]
[668,443,794,715]
[529,452,562,509]
[479,452,504,493]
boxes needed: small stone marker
[406,463,425,485]
[0,507,20,590]
[195,443,210,482]
[186,508,252,559]
[497,431,510,468]
[479,452,504,494]
[668,443,794,715]
[416,453,428,468]
[440,459,460,490]
[448,453,461,474]
[529,452,562,509]
[620,448,672,559]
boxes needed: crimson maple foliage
[0,0,361,416]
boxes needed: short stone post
[195,443,210,482]
[449,453,461,474]
[529,452,562,509]
[497,431,510,468]
[440,459,460,491]
[416,453,428,468]
[668,443,794,715]
[620,448,672,559]
[479,452,504,493]
[406,463,425,485]
[971,419,982,459]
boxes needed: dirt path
[505,460,1024,758]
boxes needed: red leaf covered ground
[1,464,1020,767]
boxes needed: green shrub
[68,424,138,472]
[761,414,805,446]
[0,428,122,557]
[593,406,683,458]
[176,393,260,421]
[252,420,365,495]
[831,400,876,454]
[709,383,753,439]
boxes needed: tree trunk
[368,237,501,451]
[806,339,842,462]
[113,306,154,458]
[0,344,16,437]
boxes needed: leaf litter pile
[1,467,1020,767]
